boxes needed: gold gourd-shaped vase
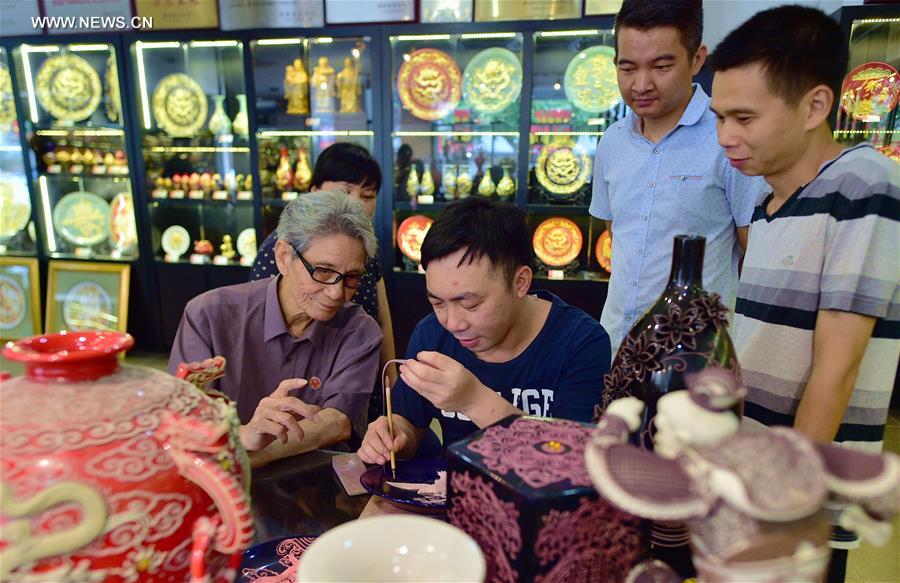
[496,165,515,200]
[406,166,420,199]
[477,168,496,196]
[420,163,435,197]
[232,94,249,138]
[208,94,231,136]
[456,167,472,198]
[442,164,457,199]
[293,147,313,192]
[275,146,293,192]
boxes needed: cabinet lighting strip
[19,49,40,123]
[135,42,152,130]
[257,38,303,46]
[138,41,180,49]
[833,130,899,135]
[459,33,517,40]
[70,44,109,52]
[393,131,518,137]
[38,176,56,253]
[259,130,374,137]
[533,131,604,136]
[150,146,251,153]
[853,18,899,24]
[537,30,602,38]
[191,40,240,48]
[36,129,124,137]
[395,34,451,41]
[21,45,59,54]
[315,37,334,44]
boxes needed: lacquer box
[447,415,645,582]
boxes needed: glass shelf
[131,38,255,265]
[13,41,138,261]
[1,46,36,258]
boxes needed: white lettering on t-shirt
[511,388,555,417]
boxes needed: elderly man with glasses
[169,191,383,468]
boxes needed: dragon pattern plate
[397,48,462,121]
[534,142,592,197]
[0,175,31,242]
[564,45,620,114]
[462,47,522,116]
[152,73,208,137]
[36,54,102,123]
[0,62,16,127]
[533,217,583,267]
[52,191,109,247]
[0,274,26,330]
[397,215,433,263]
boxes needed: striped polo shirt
[735,144,899,455]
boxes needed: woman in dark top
[250,143,395,421]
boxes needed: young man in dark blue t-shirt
[357,198,611,464]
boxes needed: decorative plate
[533,217,583,267]
[237,228,257,259]
[595,229,612,272]
[396,215,433,263]
[104,54,121,124]
[35,54,102,123]
[0,175,31,242]
[0,62,15,127]
[108,193,137,253]
[152,73,208,137]
[239,535,317,583]
[462,47,522,116]
[0,274,27,330]
[360,459,448,514]
[161,225,191,257]
[534,142,592,196]
[62,281,114,332]
[52,191,109,247]
[840,61,900,123]
[397,48,462,121]
[564,45,620,114]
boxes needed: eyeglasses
[294,248,364,289]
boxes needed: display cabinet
[250,33,376,236]
[0,46,37,258]
[833,5,900,160]
[130,37,256,267]
[12,40,138,261]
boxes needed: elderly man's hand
[399,352,484,414]
[239,378,321,452]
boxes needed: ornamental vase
[0,331,254,582]
[208,94,231,136]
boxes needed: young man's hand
[399,351,483,414]
[357,414,416,464]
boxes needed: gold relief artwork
[52,191,110,247]
[564,46,621,114]
[104,54,121,124]
[462,48,522,116]
[0,275,26,330]
[532,217,583,267]
[152,73,208,137]
[284,58,310,115]
[0,178,31,241]
[62,281,115,331]
[35,54,102,123]
[0,63,15,127]
[310,56,336,114]
[535,142,592,196]
[397,48,462,121]
[336,56,362,113]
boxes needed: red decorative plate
[595,229,612,272]
[533,217,583,267]
[397,48,462,121]
[397,215,433,263]
[840,61,900,122]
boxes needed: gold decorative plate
[0,175,31,242]
[462,47,522,116]
[397,48,462,121]
[533,217,582,267]
[35,54,102,123]
[52,191,110,247]
[397,215,433,263]
[0,62,15,127]
[595,229,611,272]
[535,142,592,197]
[152,73,208,137]
[0,274,26,330]
[840,61,900,123]
[564,45,620,114]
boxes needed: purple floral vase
[601,234,740,577]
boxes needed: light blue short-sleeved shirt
[590,84,767,353]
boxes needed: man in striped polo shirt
[709,6,899,582]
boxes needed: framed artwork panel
[45,261,130,334]
[0,257,41,341]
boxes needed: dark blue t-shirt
[393,290,611,452]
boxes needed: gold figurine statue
[336,56,362,113]
[284,58,309,115]
[310,56,336,114]
[220,235,235,259]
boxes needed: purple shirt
[168,276,382,438]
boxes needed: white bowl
[298,515,485,582]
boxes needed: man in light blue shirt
[590,0,766,353]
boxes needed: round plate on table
[533,217,583,267]
[35,54,102,123]
[360,458,448,515]
[462,47,522,116]
[161,225,191,258]
[564,45,620,114]
[397,48,462,121]
[0,175,31,243]
[152,73,208,137]
[52,191,110,247]
[238,535,318,583]
[0,274,27,330]
[108,192,137,254]
[840,61,900,123]
[595,228,612,272]
[396,215,433,264]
